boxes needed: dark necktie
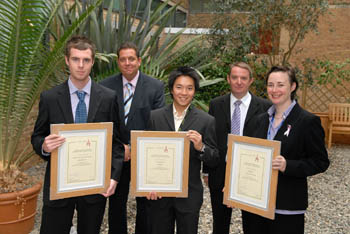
[124,83,133,124]
[75,91,87,123]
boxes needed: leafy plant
[53,0,205,80]
[53,0,224,107]
[206,0,329,66]
[302,58,350,87]
[0,0,103,193]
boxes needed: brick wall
[285,5,350,64]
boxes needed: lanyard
[267,115,285,140]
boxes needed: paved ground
[30,144,350,234]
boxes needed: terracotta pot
[0,182,42,234]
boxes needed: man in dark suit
[31,35,124,234]
[146,66,219,234]
[203,62,271,234]
[100,42,165,234]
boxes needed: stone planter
[0,182,42,234]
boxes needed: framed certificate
[130,131,190,197]
[50,122,113,200]
[223,135,280,220]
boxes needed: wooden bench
[328,103,350,148]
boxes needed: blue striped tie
[75,91,87,123]
[231,100,242,135]
[124,83,133,124]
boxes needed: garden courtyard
[30,144,350,234]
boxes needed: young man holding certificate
[31,36,124,234]
[146,67,219,234]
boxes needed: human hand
[272,155,287,172]
[124,144,131,162]
[42,134,65,153]
[101,179,118,197]
[146,191,162,200]
[186,130,203,151]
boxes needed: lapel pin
[284,124,291,137]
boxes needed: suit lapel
[256,113,269,139]
[222,94,231,132]
[180,105,197,131]
[87,81,102,122]
[114,74,125,123]
[127,72,143,126]
[274,103,302,140]
[164,104,175,131]
[57,81,74,123]
[245,94,259,126]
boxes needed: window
[174,10,186,27]
[102,0,187,27]
[102,0,120,10]
[189,0,212,13]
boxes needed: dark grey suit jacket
[253,103,329,210]
[99,72,165,144]
[147,104,219,211]
[205,93,271,190]
[31,80,124,207]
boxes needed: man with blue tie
[100,42,165,234]
[203,62,271,234]
[31,35,124,234]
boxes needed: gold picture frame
[223,135,280,220]
[50,122,113,200]
[130,131,190,197]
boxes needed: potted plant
[0,0,102,233]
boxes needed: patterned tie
[75,91,87,123]
[231,100,242,135]
[124,83,133,124]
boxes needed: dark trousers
[40,197,106,234]
[147,198,200,234]
[242,211,305,234]
[209,188,232,234]
[108,162,148,234]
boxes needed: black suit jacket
[31,80,124,207]
[147,104,219,210]
[253,103,329,210]
[205,93,271,190]
[99,72,165,144]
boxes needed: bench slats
[328,103,350,148]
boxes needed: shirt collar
[230,92,251,107]
[173,103,191,118]
[268,99,297,119]
[68,77,91,95]
[122,70,139,87]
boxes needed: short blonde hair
[229,62,253,79]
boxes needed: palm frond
[0,0,103,169]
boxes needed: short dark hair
[266,66,299,100]
[229,62,253,79]
[117,42,140,58]
[65,35,96,59]
[168,67,200,98]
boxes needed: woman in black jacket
[242,66,330,234]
